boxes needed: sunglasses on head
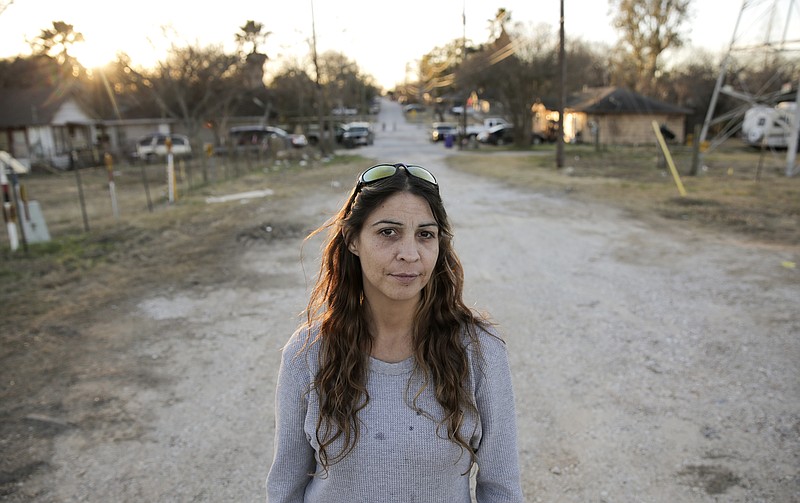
[356,163,438,190]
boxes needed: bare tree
[460,20,558,146]
[565,39,613,91]
[235,20,270,90]
[120,43,239,139]
[269,63,316,118]
[0,0,14,16]
[0,54,61,88]
[610,0,691,94]
[487,8,511,41]
[657,50,717,130]
[235,20,271,56]
[28,21,85,77]
[418,39,467,119]
[317,50,377,113]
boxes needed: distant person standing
[266,163,524,502]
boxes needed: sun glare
[71,42,116,69]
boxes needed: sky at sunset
[0,1,793,89]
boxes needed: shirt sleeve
[473,332,525,503]
[266,336,317,503]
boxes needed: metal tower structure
[697,0,800,176]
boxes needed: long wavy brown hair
[303,165,489,472]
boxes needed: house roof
[568,87,692,115]
[0,84,96,128]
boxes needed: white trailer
[742,101,798,149]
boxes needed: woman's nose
[396,237,420,262]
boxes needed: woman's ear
[348,240,359,256]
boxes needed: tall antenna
[696,0,800,176]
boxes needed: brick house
[533,87,692,145]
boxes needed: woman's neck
[365,300,417,363]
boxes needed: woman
[267,163,523,502]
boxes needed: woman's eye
[419,231,437,239]
[379,228,396,237]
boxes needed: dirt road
[5,100,798,502]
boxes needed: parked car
[135,133,192,161]
[341,122,374,148]
[464,117,511,138]
[429,122,459,142]
[477,124,516,145]
[228,125,308,151]
[306,123,348,146]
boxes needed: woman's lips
[390,273,420,284]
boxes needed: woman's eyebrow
[370,219,439,228]
[371,219,403,227]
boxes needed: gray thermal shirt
[266,326,524,503]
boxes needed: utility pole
[460,0,467,150]
[310,0,328,156]
[556,0,566,168]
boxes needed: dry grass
[447,140,800,248]
[0,154,367,331]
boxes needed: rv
[741,101,798,149]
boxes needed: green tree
[610,0,691,94]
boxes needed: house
[0,85,187,169]
[533,87,692,145]
[0,85,101,169]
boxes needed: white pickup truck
[463,117,511,138]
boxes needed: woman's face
[349,191,440,306]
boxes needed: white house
[0,85,102,169]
